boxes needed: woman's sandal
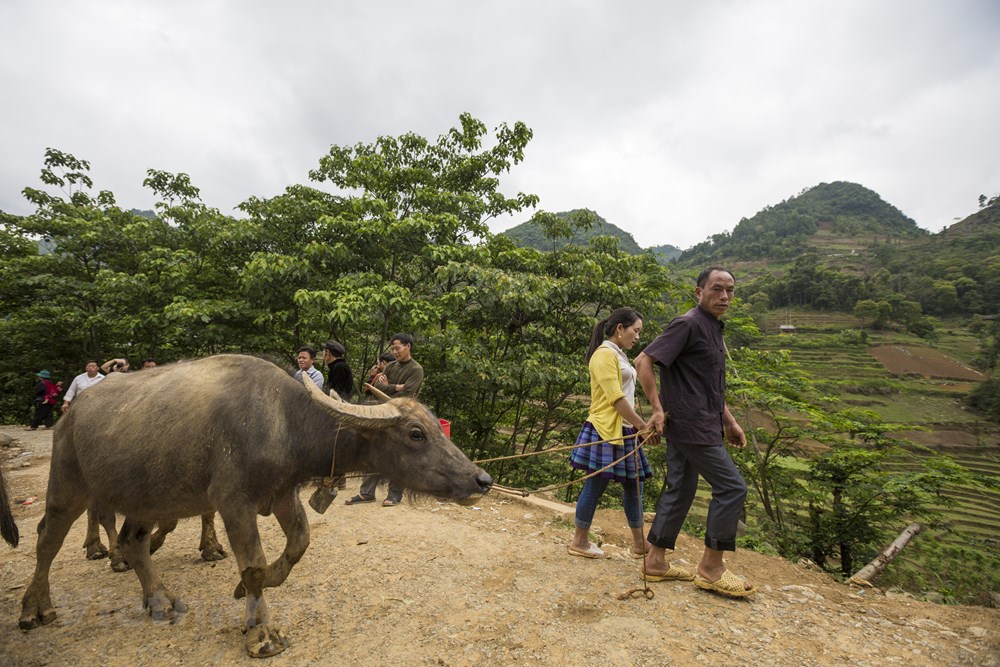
[344,494,375,505]
[693,569,756,598]
[567,543,607,559]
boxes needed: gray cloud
[2,0,997,249]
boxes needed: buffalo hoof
[110,558,131,573]
[18,606,57,630]
[17,594,56,630]
[243,624,288,657]
[85,541,109,560]
[144,590,188,621]
[109,547,131,572]
[200,543,227,562]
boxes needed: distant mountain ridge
[501,209,682,263]
[502,209,643,253]
[679,181,926,264]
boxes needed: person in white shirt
[294,347,324,390]
[61,361,106,412]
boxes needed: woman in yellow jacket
[568,307,653,559]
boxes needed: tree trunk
[848,523,923,586]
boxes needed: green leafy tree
[804,409,971,576]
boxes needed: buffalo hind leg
[118,518,188,621]
[147,512,225,561]
[148,518,177,555]
[219,505,288,657]
[198,512,227,561]
[234,491,310,599]
[20,504,87,629]
[82,507,109,560]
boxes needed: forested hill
[939,196,1000,240]
[502,209,643,253]
[679,181,926,263]
[501,209,683,264]
[647,243,683,262]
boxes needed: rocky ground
[0,426,997,666]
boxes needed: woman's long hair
[585,307,643,363]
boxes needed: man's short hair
[297,346,317,359]
[141,358,156,366]
[390,333,414,350]
[696,266,735,288]
[324,340,346,358]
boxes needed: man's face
[142,361,156,369]
[85,362,99,377]
[389,340,411,362]
[296,352,314,370]
[696,270,735,320]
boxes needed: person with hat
[322,340,353,402]
[28,370,60,430]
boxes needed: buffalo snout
[476,471,493,493]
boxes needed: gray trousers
[359,474,403,503]
[647,440,747,552]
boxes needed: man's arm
[61,378,79,412]
[634,352,664,435]
[397,365,424,397]
[723,404,746,448]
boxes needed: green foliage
[3,124,996,606]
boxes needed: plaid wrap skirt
[569,421,653,482]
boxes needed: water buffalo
[19,354,492,657]
[1,465,17,548]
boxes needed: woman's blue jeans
[574,475,644,529]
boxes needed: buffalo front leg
[198,512,227,561]
[82,507,109,560]
[21,505,86,629]
[219,507,288,657]
[233,491,310,599]
[118,519,188,621]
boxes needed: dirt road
[1,427,997,666]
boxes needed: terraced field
[745,312,1000,599]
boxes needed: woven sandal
[642,563,695,582]
[693,569,756,598]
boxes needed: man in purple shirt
[634,266,755,598]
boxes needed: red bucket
[438,419,451,438]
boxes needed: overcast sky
[2,1,998,250]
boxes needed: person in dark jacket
[322,340,354,401]
[28,370,59,430]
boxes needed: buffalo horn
[301,374,401,427]
[364,382,392,403]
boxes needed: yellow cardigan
[587,345,628,443]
